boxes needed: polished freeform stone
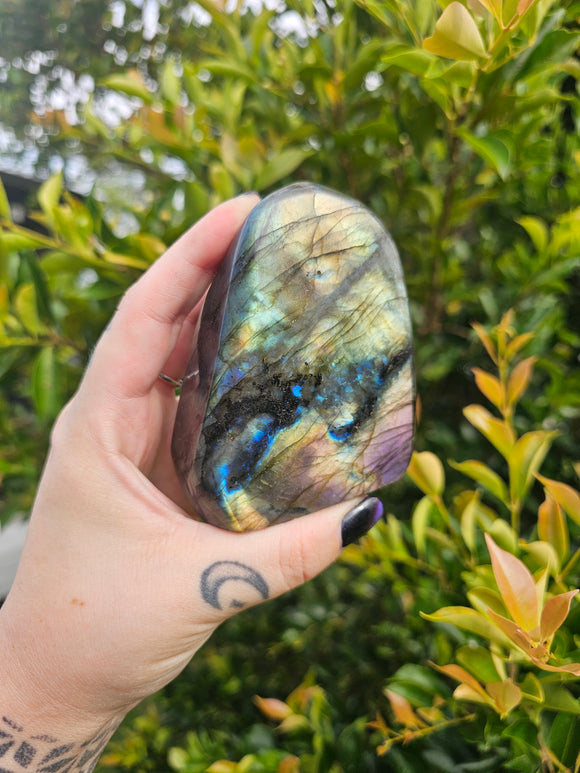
[172,183,414,531]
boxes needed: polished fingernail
[341,497,384,547]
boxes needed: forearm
[0,613,124,773]
[0,714,120,773]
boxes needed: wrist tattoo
[200,561,269,610]
[0,716,118,773]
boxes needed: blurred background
[0,1,579,771]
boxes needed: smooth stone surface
[172,183,414,531]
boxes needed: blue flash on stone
[172,183,415,531]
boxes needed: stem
[557,547,580,584]
[386,713,477,747]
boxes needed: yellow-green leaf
[0,176,12,221]
[255,148,314,190]
[160,59,181,106]
[485,534,538,631]
[505,332,535,359]
[520,541,559,578]
[538,494,569,566]
[0,231,47,252]
[487,519,517,553]
[475,0,503,24]
[407,451,445,497]
[536,474,580,527]
[520,673,544,703]
[101,70,153,102]
[509,431,557,504]
[458,491,478,551]
[473,367,505,410]
[423,3,487,61]
[472,321,498,364]
[517,216,548,252]
[467,586,506,617]
[506,357,536,407]
[15,283,46,336]
[206,762,238,773]
[421,606,514,648]
[450,459,508,502]
[454,684,494,705]
[540,590,578,642]
[464,404,515,458]
[38,172,63,221]
[412,496,436,555]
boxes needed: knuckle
[277,523,311,591]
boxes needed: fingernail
[341,497,384,547]
[238,190,260,199]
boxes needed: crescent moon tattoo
[200,560,269,610]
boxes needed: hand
[0,194,382,765]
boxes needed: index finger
[87,194,260,399]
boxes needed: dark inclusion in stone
[172,183,414,531]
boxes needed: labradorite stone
[172,183,414,531]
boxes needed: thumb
[193,497,383,623]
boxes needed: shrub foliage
[0,0,579,770]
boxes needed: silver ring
[158,373,183,388]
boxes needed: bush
[0,0,578,769]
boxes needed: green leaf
[549,715,580,770]
[0,176,12,221]
[519,673,544,703]
[38,172,63,221]
[458,129,511,180]
[543,684,580,715]
[31,347,64,421]
[450,459,508,502]
[197,58,259,84]
[456,645,503,684]
[423,3,487,61]
[382,45,435,76]
[255,149,313,190]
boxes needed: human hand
[0,194,382,768]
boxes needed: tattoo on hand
[0,716,118,773]
[200,561,269,610]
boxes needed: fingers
[186,497,384,623]
[86,194,260,400]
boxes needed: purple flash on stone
[171,183,414,531]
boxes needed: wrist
[0,602,126,762]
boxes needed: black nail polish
[341,497,384,547]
